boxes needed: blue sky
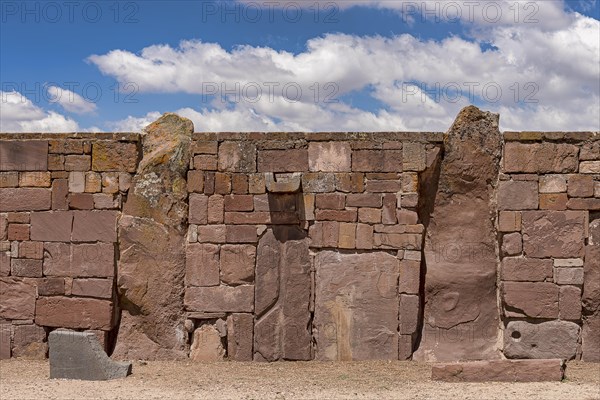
[1,0,599,132]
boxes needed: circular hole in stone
[511,331,521,339]
[531,343,537,348]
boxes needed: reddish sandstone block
[334,173,364,193]
[0,277,36,320]
[559,285,582,320]
[0,252,9,276]
[227,313,253,361]
[18,241,43,259]
[186,243,220,287]
[51,179,68,211]
[316,193,346,210]
[382,194,397,225]
[8,224,29,241]
[539,175,567,193]
[220,244,256,285]
[204,172,215,195]
[93,193,118,209]
[194,155,217,171]
[374,233,421,250]
[48,139,82,154]
[91,142,138,173]
[64,155,91,171]
[338,223,356,249]
[498,181,539,210]
[101,172,119,194]
[0,188,51,212]
[19,172,51,187]
[302,173,335,193]
[315,209,357,222]
[68,193,94,210]
[432,359,565,382]
[35,296,113,330]
[399,259,420,294]
[0,172,18,187]
[503,142,578,173]
[12,324,47,359]
[11,259,42,277]
[567,198,600,210]
[308,142,351,172]
[501,258,553,282]
[185,285,254,312]
[365,180,402,193]
[35,277,65,296]
[224,195,254,212]
[397,209,418,225]
[85,172,102,193]
[568,175,594,198]
[232,174,248,194]
[403,143,426,172]
[356,224,373,250]
[189,194,208,224]
[72,211,117,242]
[194,141,218,155]
[69,171,85,193]
[522,211,585,258]
[7,212,29,223]
[358,208,380,224]
[580,142,600,161]
[208,195,224,224]
[258,150,308,172]
[352,150,402,172]
[554,267,584,285]
[501,232,522,256]
[188,170,204,193]
[0,141,48,171]
[197,225,227,243]
[214,173,232,194]
[31,211,73,242]
[580,161,600,173]
[218,142,257,173]
[47,154,64,171]
[503,282,559,318]
[308,221,339,248]
[346,193,381,208]
[539,193,567,210]
[42,243,71,276]
[399,294,420,335]
[70,243,115,278]
[248,174,265,194]
[71,278,113,299]
[226,225,258,243]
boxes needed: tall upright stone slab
[414,106,502,361]
[113,114,193,360]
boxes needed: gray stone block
[49,330,131,380]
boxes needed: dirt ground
[1,359,599,400]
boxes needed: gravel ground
[1,359,599,400]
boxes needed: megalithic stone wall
[0,107,598,362]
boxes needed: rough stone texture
[501,258,552,282]
[308,142,351,172]
[522,211,585,258]
[504,320,580,360]
[502,282,559,318]
[0,277,36,320]
[314,251,399,361]
[189,325,225,361]
[218,142,257,173]
[72,211,118,243]
[0,324,11,359]
[432,359,564,382]
[582,244,600,361]
[227,313,253,361]
[581,314,600,362]
[36,297,113,330]
[12,324,47,359]
[497,181,538,210]
[415,106,502,362]
[49,330,131,380]
[503,142,579,173]
[0,188,51,212]
[114,114,192,360]
[501,232,522,256]
[30,211,72,242]
[185,243,219,287]
[220,244,255,285]
[254,227,311,361]
[0,141,48,171]
[185,285,254,312]
[92,141,139,173]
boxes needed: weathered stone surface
[220,244,255,285]
[72,211,118,243]
[258,150,308,172]
[581,314,600,362]
[501,232,522,256]
[497,181,538,210]
[432,359,564,382]
[49,330,131,380]
[415,106,502,362]
[503,142,579,173]
[189,325,225,361]
[72,279,113,299]
[0,188,51,212]
[227,313,253,361]
[218,142,256,173]
[0,324,10,359]
[503,282,559,318]
[308,142,351,172]
[254,227,311,361]
[36,297,113,330]
[539,175,566,193]
[185,285,254,312]
[186,243,219,287]
[522,211,586,258]
[314,251,399,361]
[582,244,600,312]
[29,211,72,242]
[115,114,193,360]
[0,141,48,171]
[11,259,42,277]
[0,277,36,320]
[504,320,580,360]
[92,141,139,173]
[264,172,301,193]
[559,285,581,320]
[70,243,115,277]
[12,324,47,359]
[501,258,552,282]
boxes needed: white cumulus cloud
[1,91,80,132]
[47,85,97,114]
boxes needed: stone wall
[0,108,598,363]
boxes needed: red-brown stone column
[414,106,502,361]
[113,114,192,360]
